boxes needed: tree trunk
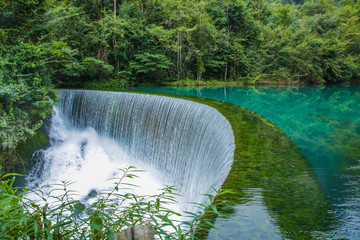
[177,32,181,80]
[114,0,116,19]
[224,0,230,82]
[224,63,228,82]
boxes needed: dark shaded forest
[1,0,360,152]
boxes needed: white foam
[26,109,165,206]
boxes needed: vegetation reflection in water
[122,90,338,239]
[129,86,360,239]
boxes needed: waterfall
[27,90,235,214]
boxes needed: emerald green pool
[131,85,360,239]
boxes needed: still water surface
[132,85,360,239]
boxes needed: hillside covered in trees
[1,0,360,156]
[1,0,360,87]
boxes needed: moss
[329,126,360,169]
[17,129,48,163]
[0,127,49,187]
[0,128,48,186]
[13,128,49,176]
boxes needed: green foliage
[277,4,292,26]
[0,166,228,239]
[80,57,114,80]
[0,38,73,173]
[3,0,359,87]
[0,39,73,151]
[85,78,129,89]
[130,52,174,82]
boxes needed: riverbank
[84,78,360,90]
[84,78,304,89]
[162,78,302,87]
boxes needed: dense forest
[1,0,360,160]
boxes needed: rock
[116,225,154,240]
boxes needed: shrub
[0,166,228,239]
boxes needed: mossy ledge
[0,128,49,175]
[84,89,336,239]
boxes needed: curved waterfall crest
[55,90,235,210]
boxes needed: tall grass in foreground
[0,166,229,239]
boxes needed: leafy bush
[0,39,78,152]
[0,166,228,239]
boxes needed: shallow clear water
[131,85,360,239]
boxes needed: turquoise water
[131,85,360,239]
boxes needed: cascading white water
[27,90,235,214]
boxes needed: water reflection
[208,189,282,240]
[132,85,360,239]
